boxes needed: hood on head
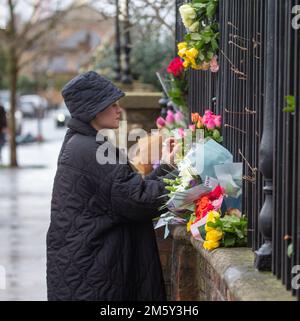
[62,71,125,123]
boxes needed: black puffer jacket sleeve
[111,164,168,222]
[144,164,173,180]
[145,164,179,181]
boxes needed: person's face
[91,101,122,130]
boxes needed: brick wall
[155,225,294,301]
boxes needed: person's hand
[161,137,181,166]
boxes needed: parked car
[54,102,71,127]
[20,95,48,118]
[0,90,23,136]
[20,101,36,118]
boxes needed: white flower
[189,21,200,33]
[179,4,197,29]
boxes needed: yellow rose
[203,240,220,251]
[205,211,220,232]
[177,42,187,50]
[206,229,223,242]
[183,60,190,68]
[191,61,211,70]
[186,48,199,59]
[191,63,203,70]
[178,48,187,58]
[206,211,220,223]
[206,210,220,223]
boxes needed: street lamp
[114,0,122,82]
[119,0,133,85]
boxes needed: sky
[0,0,93,27]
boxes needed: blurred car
[54,103,71,127]
[20,95,48,118]
[20,101,36,118]
[0,90,23,135]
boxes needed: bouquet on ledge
[202,210,248,251]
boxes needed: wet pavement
[0,113,67,300]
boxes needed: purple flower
[189,179,199,188]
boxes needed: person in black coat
[0,105,7,163]
[46,71,178,301]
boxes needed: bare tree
[0,0,94,167]
[95,0,175,40]
[0,0,174,167]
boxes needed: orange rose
[195,195,214,220]
[191,113,200,123]
[196,116,203,129]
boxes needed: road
[0,113,67,300]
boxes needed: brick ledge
[171,225,295,301]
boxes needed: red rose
[208,185,224,200]
[167,57,184,78]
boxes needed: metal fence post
[254,0,275,271]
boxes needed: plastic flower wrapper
[185,138,233,180]
[163,165,210,213]
[214,163,243,211]
[167,184,212,213]
[154,164,211,239]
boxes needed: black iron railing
[175,0,300,299]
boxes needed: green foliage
[131,35,174,89]
[17,75,38,93]
[168,73,188,111]
[192,0,219,20]
[181,0,219,66]
[207,214,248,248]
[93,35,174,90]
[283,95,296,113]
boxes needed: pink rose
[204,110,213,116]
[189,124,196,132]
[214,115,222,128]
[174,111,184,122]
[156,116,166,128]
[206,119,216,130]
[166,110,175,124]
[210,56,219,73]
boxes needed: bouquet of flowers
[190,110,223,143]
[154,111,247,249]
[156,110,187,139]
[202,210,248,251]
[178,0,219,71]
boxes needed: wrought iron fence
[175,0,300,299]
